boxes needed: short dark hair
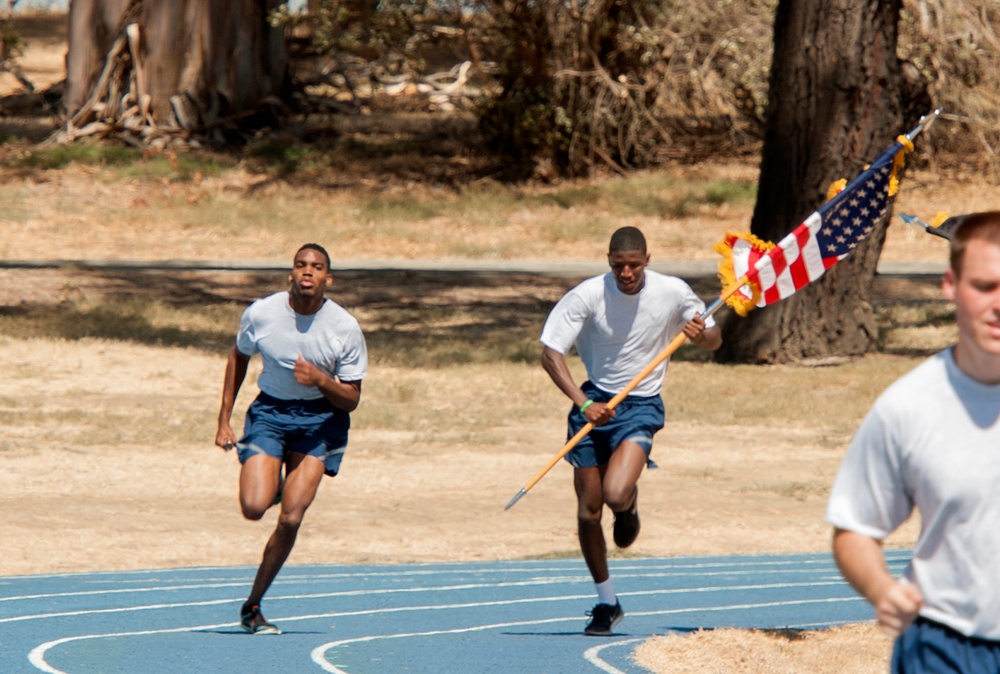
[948,212,1000,276]
[296,243,331,268]
[609,226,646,254]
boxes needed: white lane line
[0,578,583,623]
[308,617,583,673]
[3,598,236,624]
[0,582,249,603]
[28,621,235,674]
[6,551,908,586]
[26,592,864,674]
[583,638,643,674]
[3,578,849,624]
[7,551,912,585]
[0,571,840,608]
[4,554,909,605]
[0,567,832,604]
[308,596,863,674]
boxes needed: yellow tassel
[931,212,949,228]
[826,179,847,201]
[888,135,915,197]
[715,232,771,317]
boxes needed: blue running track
[1,551,909,674]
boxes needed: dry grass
[635,623,894,674]
[0,151,984,270]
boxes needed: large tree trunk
[716,0,921,364]
[60,0,288,146]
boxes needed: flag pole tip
[505,489,527,511]
[908,109,942,140]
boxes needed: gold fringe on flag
[826,179,847,200]
[714,232,774,317]
[931,212,949,228]
[889,135,915,197]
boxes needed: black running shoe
[584,600,624,636]
[613,486,640,549]
[240,603,281,635]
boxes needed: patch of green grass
[532,184,603,210]
[8,141,235,182]
[309,169,751,234]
[115,152,233,182]
[597,172,757,217]
[432,181,604,231]
[248,139,322,174]
[14,141,140,170]
[357,195,446,223]
[702,180,757,206]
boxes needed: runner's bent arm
[294,355,362,412]
[682,314,722,351]
[541,346,614,426]
[216,347,250,448]
[832,527,923,637]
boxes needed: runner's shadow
[193,629,328,636]
[500,631,626,637]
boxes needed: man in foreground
[826,212,1000,672]
[540,226,721,636]
[215,243,368,635]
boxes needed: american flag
[729,136,911,309]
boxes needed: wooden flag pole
[505,275,751,510]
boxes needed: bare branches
[478,0,775,177]
[900,0,1000,177]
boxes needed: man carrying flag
[510,112,937,637]
[540,226,721,636]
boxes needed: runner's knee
[277,509,305,531]
[241,500,268,521]
[577,501,603,524]
[604,486,632,513]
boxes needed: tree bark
[65,0,131,113]
[62,0,288,145]
[716,0,923,363]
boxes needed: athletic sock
[596,578,617,606]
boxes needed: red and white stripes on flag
[756,209,843,305]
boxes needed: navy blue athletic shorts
[564,381,664,469]
[238,392,350,476]
[892,617,1000,674]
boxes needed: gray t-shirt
[826,348,1000,639]
[540,270,711,397]
[236,291,368,401]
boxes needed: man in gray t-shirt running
[215,243,368,635]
